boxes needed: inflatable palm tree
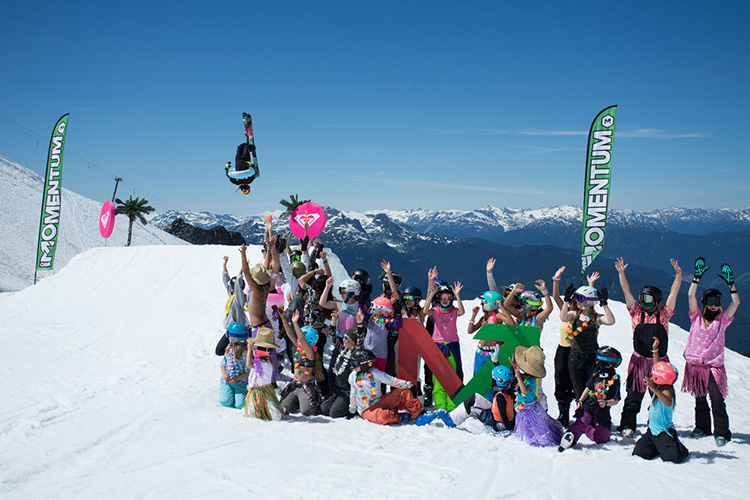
[115,196,155,246]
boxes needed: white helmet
[339,279,361,297]
[575,286,599,307]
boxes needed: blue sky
[1,1,748,216]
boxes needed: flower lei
[513,379,533,411]
[588,374,619,400]
[356,372,377,405]
[333,347,354,376]
[565,316,592,342]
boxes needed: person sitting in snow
[348,348,422,425]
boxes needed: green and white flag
[581,106,616,275]
[35,113,70,274]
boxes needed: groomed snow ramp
[1,245,749,499]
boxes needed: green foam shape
[450,323,541,406]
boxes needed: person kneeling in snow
[416,365,516,434]
[348,349,422,425]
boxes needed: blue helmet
[482,290,502,311]
[301,326,319,346]
[491,365,514,390]
[226,322,249,340]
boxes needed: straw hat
[247,328,280,350]
[250,263,271,285]
[514,345,546,378]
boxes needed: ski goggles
[290,254,302,262]
[523,299,543,308]
[402,294,418,302]
[640,293,657,306]
[704,295,722,307]
[575,294,597,304]
[439,293,453,300]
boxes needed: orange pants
[362,388,422,425]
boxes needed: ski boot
[415,411,439,427]
[558,432,575,452]
[690,427,707,438]
[557,403,570,428]
[716,436,728,447]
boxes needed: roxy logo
[294,213,320,227]
[100,211,110,228]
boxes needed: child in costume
[279,310,324,416]
[504,280,553,330]
[422,268,465,411]
[559,282,616,418]
[615,257,682,438]
[244,328,284,421]
[632,338,689,463]
[360,296,402,372]
[467,291,515,379]
[416,365,516,435]
[348,349,421,425]
[321,328,360,418]
[319,276,363,339]
[219,323,251,409]
[511,345,564,447]
[683,258,740,447]
[559,346,622,451]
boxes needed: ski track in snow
[1,244,749,499]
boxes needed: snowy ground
[0,155,186,292]
[1,244,749,499]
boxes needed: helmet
[434,278,449,288]
[639,286,663,310]
[226,322,249,340]
[651,361,678,385]
[491,365,514,390]
[240,185,250,195]
[595,346,622,370]
[503,284,516,298]
[520,290,543,309]
[339,278,361,298]
[701,288,723,307]
[379,270,402,285]
[575,286,599,307]
[402,286,423,302]
[300,326,319,346]
[290,260,306,279]
[481,290,502,311]
[351,348,376,371]
[352,269,370,286]
[372,296,394,316]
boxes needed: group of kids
[216,217,740,463]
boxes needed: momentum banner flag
[35,113,70,276]
[581,105,616,275]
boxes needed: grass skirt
[513,401,564,447]
[245,384,283,421]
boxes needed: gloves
[348,405,357,416]
[398,381,413,389]
[301,235,310,252]
[718,263,735,287]
[563,283,575,303]
[598,287,608,306]
[694,257,708,280]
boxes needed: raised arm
[381,260,401,302]
[559,284,576,322]
[239,244,261,296]
[718,262,740,319]
[280,309,299,345]
[596,287,615,326]
[319,276,339,310]
[535,279,553,322]
[422,281,436,317]
[552,265,565,310]
[454,281,465,317]
[319,248,332,278]
[486,258,499,293]
[665,259,682,312]
[615,257,635,308]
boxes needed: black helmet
[596,346,622,371]
[351,348,376,371]
[701,288,723,307]
[402,286,423,302]
[639,286,663,309]
[379,271,402,286]
[352,269,370,286]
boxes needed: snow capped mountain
[150,210,251,230]
[0,155,187,292]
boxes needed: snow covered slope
[0,155,187,292]
[1,244,748,499]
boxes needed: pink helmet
[651,361,678,385]
[372,296,394,316]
